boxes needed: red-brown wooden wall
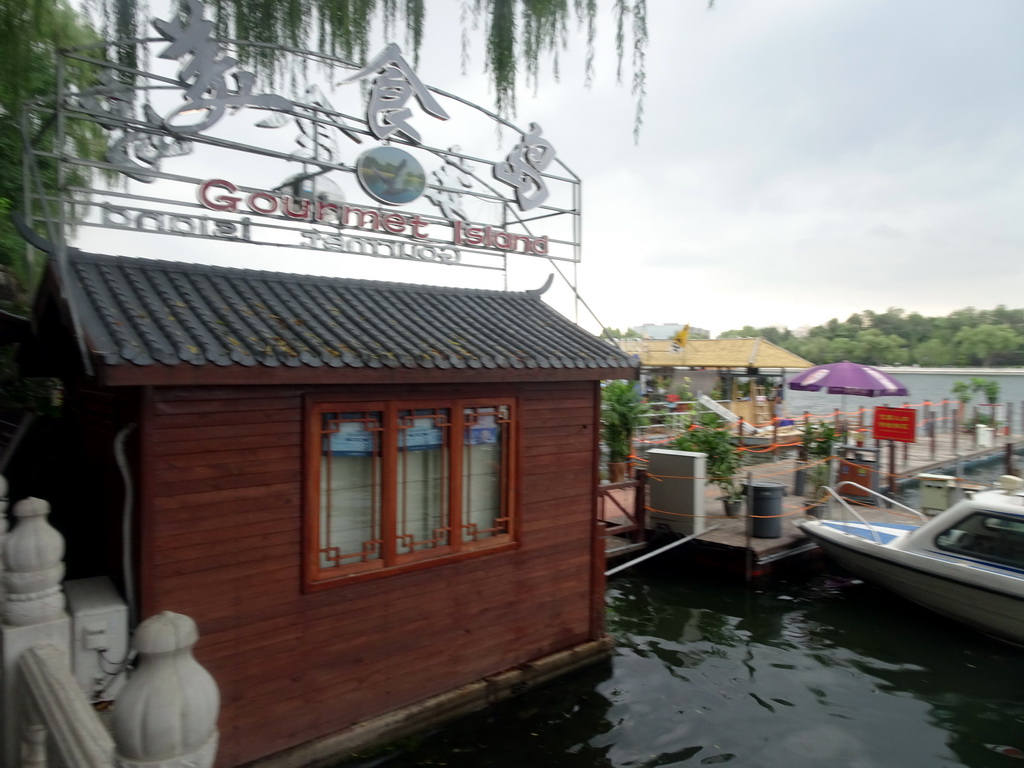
[136,379,603,767]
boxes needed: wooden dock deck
[603,429,1024,578]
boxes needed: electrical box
[646,449,707,536]
[64,576,129,701]
[918,473,958,517]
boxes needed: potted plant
[601,380,650,482]
[951,380,974,432]
[801,419,838,500]
[673,413,744,515]
[669,377,695,411]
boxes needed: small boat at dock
[796,476,1024,646]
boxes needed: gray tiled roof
[60,251,636,372]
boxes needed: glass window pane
[936,513,1024,568]
[462,406,509,541]
[396,409,450,554]
[320,412,383,568]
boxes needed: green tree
[718,325,792,345]
[673,413,743,500]
[867,307,907,338]
[775,305,1024,368]
[601,380,649,467]
[825,337,857,363]
[947,307,980,335]
[0,0,104,309]
[602,327,641,339]
[953,324,1020,367]
[852,328,906,366]
[989,305,1024,333]
[788,335,830,365]
[914,338,954,366]
[902,311,933,348]
[718,326,762,339]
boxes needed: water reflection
[792,579,1024,768]
[345,570,1024,768]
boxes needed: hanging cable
[114,423,138,629]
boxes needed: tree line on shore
[718,306,1024,368]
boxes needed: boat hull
[801,524,1024,646]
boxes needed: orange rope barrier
[738,440,803,453]
[642,502,812,520]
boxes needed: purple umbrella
[788,361,909,398]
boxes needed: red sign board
[873,406,917,443]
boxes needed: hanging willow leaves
[76,0,653,135]
[0,0,107,301]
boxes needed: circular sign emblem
[356,147,426,205]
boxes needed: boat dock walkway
[603,429,1024,578]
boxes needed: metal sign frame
[21,0,582,295]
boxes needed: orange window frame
[304,397,518,590]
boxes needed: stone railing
[0,482,220,768]
[18,643,115,767]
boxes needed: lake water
[783,369,1024,423]
[344,564,1024,768]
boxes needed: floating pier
[601,430,1024,580]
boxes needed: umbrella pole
[888,439,897,494]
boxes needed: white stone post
[114,611,220,768]
[1,496,71,768]
[3,497,66,627]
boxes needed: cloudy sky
[74,0,1024,338]
[419,0,1024,336]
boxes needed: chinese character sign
[343,43,450,144]
[873,406,917,443]
[35,0,583,280]
[493,123,555,211]
[151,0,291,133]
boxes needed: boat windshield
[934,512,1024,569]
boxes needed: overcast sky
[74,0,1024,338]
[420,0,1024,336]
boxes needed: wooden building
[616,337,813,424]
[20,250,637,767]
[619,336,812,374]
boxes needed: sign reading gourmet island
[23,0,579,281]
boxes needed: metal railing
[819,481,929,543]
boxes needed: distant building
[631,323,710,341]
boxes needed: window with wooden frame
[306,399,516,586]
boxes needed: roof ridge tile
[57,252,638,376]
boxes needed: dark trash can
[746,481,786,538]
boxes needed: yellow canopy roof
[615,337,813,370]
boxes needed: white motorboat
[796,476,1024,646]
